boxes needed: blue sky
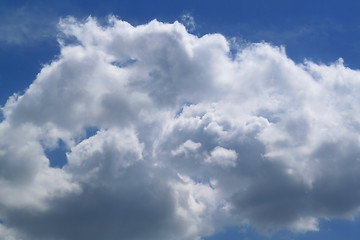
[1,1,360,240]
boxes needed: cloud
[0,223,19,240]
[205,146,238,168]
[171,140,201,156]
[0,5,57,45]
[1,16,360,239]
[180,14,196,32]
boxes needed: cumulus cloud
[1,16,360,239]
[171,140,201,156]
[205,146,238,167]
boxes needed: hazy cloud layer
[1,16,360,239]
[0,6,56,45]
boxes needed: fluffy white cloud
[1,16,360,240]
[171,140,201,156]
[205,146,238,167]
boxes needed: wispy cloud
[0,5,57,45]
[180,13,196,32]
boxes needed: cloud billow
[1,16,360,240]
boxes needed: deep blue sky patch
[44,139,69,168]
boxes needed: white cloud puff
[1,16,360,239]
[205,146,238,167]
[171,140,201,156]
